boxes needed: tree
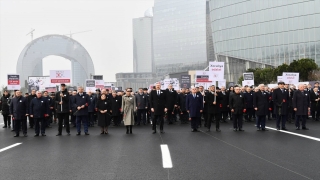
[238,76,244,85]
[289,58,318,81]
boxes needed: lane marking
[0,143,22,153]
[265,126,320,142]
[160,144,173,168]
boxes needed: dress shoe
[85,132,90,135]
[261,129,268,131]
[296,127,300,130]
[76,132,81,135]
[100,132,104,135]
[281,128,288,131]
[216,128,221,132]
[160,131,165,134]
[56,133,62,136]
[41,134,46,136]
[14,134,19,137]
[3,126,7,128]
[238,129,244,131]
[192,129,196,132]
[11,129,15,132]
[152,131,157,134]
[233,128,237,131]
[302,127,309,130]
[8,125,11,128]
[34,134,39,137]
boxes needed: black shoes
[302,127,309,130]
[67,133,71,136]
[276,128,280,130]
[14,134,19,137]
[85,132,90,135]
[152,131,156,134]
[233,128,237,131]
[261,129,268,131]
[281,128,288,131]
[76,132,81,135]
[41,134,46,136]
[216,128,221,132]
[3,126,7,128]
[56,133,62,136]
[296,127,300,130]
[34,134,39,137]
[257,128,261,131]
[238,128,244,131]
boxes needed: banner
[28,76,55,92]
[282,72,299,84]
[243,72,254,86]
[209,62,224,81]
[95,80,104,90]
[181,75,191,89]
[7,74,21,90]
[160,78,179,90]
[50,70,71,83]
[277,76,284,83]
[85,79,96,92]
[242,80,254,86]
[195,71,213,83]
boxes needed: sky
[0,0,154,87]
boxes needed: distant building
[116,72,157,91]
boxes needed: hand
[308,107,310,111]
[50,107,53,109]
[294,108,297,111]
[30,115,33,118]
[164,108,167,112]
[100,110,104,113]
[200,110,203,113]
[215,93,218,96]
[187,110,189,113]
[81,105,85,108]
[213,101,216,105]
[60,93,64,97]
[70,110,72,112]
[136,107,137,110]
[231,109,234,113]
[151,108,154,112]
[204,101,206,103]
[145,107,148,109]
[59,102,63,105]
[77,107,81,110]
[189,117,191,121]
[254,108,258,111]
[25,114,29,116]
[174,105,177,107]
[110,110,112,113]
[45,114,49,117]
[227,105,229,107]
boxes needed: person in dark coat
[218,86,229,123]
[206,86,222,132]
[149,83,167,134]
[292,84,310,130]
[73,87,90,135]
[27,89,36,128]
[135,88,148,125]
[87,91,96,127]
[186,87,203,132]
[272,82,289,130]
[1,90,11,128]
[111,91,122,126]
[55,84,71,136]
[9,90,29,137]
[176,88,188,124]
[143,88,151,124]
[96,94,112,134]
[197,86,206,127]
[253,84,269,131]
[69,91,78,127]
[243,87,254,122]
[310,87,320,121]
[43,91,54,128]
[30,91,50,136]
[229,86,246,131]
[165,84,178,124]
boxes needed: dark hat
[60,83,66,86]
[95,89,101,92]
[143,88,148,91]
[278,81,285,85]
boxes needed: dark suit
[30,97,49,135]
[9,96,29,136]
[243,91,254,121]
[165,89,178,124]
[218,91,229,122]
[253,90,269,130]
[186,93,203,130]
[272,88,289,129]
[135,93,148,125]
[73,93,90,133]
[310,91,320,120]
[206,92,221,130]
[149,90,167,131]
[55,89,70,134]
[229,93,245,129]
[292,90,310,128]
[110,95,122,126]
[176,93,188,123]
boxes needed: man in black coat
[1,90,11,128]
[253,84,269,131]
[218,86,229,123]
[143,88,151,124]
[73,86,90,135]
[27,89,36,128]
[310,87,320,121]
[43,91,54,128]
[110,91,121,126]
[165,84,177,124]
[176,88,188,124]
[9,90,29,137]
[206,86,222,132]
[243,87,254,122]
[30,91,50,136]
[149,83,167,134]
[272,82,289,130]
[293,84,310,130]
[229,86,246,131]
[135,88,148,125]
[55,84,71,136]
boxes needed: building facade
[209,0,320,67]
[115,72,157,91]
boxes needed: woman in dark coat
[1,90,11,128]
[96,94,112,134]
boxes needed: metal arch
[16,34,95,87]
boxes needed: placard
[7,74,21,90]
[50,70,71,83]
[209,62,225,81]
[195,71,213,83]
[85,79,96,92]
[282,72,299,84]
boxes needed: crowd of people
[0,81,318,137]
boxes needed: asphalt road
[0,116,320,180]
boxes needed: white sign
[28,76,55,92]
[218,79,226,88]
[7,74,21,90]
[242,80,254,86]
[277,76,284,83]
[209,62,225,81]
[160,78,179,90]
[195,71,213,83]
[50,70,71,83]
[85,79,96,92]
[282,72,299,84]
[95,80,104,90]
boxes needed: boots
[129,125,132,134]
[126,126,129,134]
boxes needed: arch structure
[16,34,95,88]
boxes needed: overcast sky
[0,0,154,87]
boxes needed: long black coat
[218,91,229,112]
[30,97,50,118]
[293,90,310,115]
[176,93,187,112]
[272,88,289,115]
[253,91,269,116]
[243,91,253,109]
[72,93,90,116]
[55,89,70,113]
[207,92,221,114]
[110,96,121,116]
[229,93,245,115]
[186,94,203,118]
[9,96,29,120]
[149,90,167,116]
[1,94,11,115]
[96,99,112,127]
[310,91,320,112]
[165,89,177,111]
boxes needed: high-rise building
[132,8,154,73]
[209,0,320,81]
[153,0,210,77]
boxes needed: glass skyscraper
[209,0,320,66]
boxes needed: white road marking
[0,143,22,153]
[265,126,320,142]
[160,144,173,168]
